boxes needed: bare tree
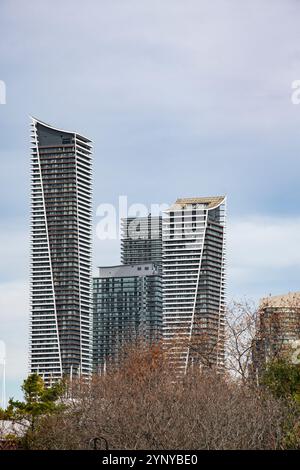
[225,295,300,385]
[25,341,299,450]
[225,299,259,383]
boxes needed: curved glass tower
[30,117,92,384]
[163,196,226,374]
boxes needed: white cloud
[0,280,28,322]
[0,224,29,282]
[227,216,300,298]
[0,280,28,382]
[2,0,300,135]
[0,341,5,363]
[228,216,300,269]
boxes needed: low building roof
[260,292,300,308]
[96,263,159,278]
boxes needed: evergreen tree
[1,373,65,432]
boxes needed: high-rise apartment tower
[30,117,92,384]
[162,196,226,374]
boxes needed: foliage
[262,358,300,403]
[1,373,65,433]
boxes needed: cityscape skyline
[28,115,227,383]
[2,0,300,402]
[93,214,163,374]
[29,123,227,380]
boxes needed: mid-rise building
[162,196,226,374]
[93,263,162,373]
[252,292,300,377]
[29,117,93,384]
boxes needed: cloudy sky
[1,0,300,401]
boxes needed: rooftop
[95,263,159,279]
[168,196,226,211]
[30,116,92,143]
[260,292,300,308]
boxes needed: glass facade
[93,264,162,373]
[30,118,92,384]
[121,216,162,273]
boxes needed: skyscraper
[30,117,92,384]
[121,215,162,272]
[162,196,226,374]
[93,264,162,373]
